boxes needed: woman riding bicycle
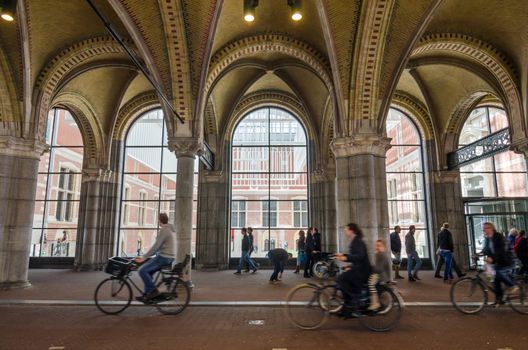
[335,223,372,316]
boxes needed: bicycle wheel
[450,277,486,314]
[359,286,403,332]
[509,280,528,315]
[318,284,344,313]
[285,284,328,330]
[155,277,191,315]
[312,261,329,279]
[94,278,132,315]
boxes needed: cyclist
[134,213,176,302]
[335,223,371,316]
[481,222,519,305]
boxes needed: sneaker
[413,274,421,281]
[251,269,258,274]
[144,289,160,301]
[234,271,241,275]
[408,276,416,282]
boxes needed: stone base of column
[0,280,31,291]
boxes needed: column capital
[331,134,391,158]
[82,167,114,183]
[510,138,528,158]
[311,168,335,183]
[0,136,49,160]
[168,137,203,158]
[433,170,460,184]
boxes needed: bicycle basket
[104,256,132,277]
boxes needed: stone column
[169,138,202,275]
[331,135,391,254]
[0,138,47,290]
[310,169,337,252]
[195,170,229,270]
[74,168,120,271]
[429,170,468,268]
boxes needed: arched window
[230,107,308,258]
[459,106,528,198]
[32,108,84,257]
[386,108,429,258]
[118,109,198,257]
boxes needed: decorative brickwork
[113,91,161,141]
[391,91,434,140]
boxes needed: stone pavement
[0,269,455,303]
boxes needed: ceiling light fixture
[0,0,17,22]
[288,0,302,21]
[244,0,258,22]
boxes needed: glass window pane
[459,157,494,173]
[126,110,164,146]
[123,174,161,199]
[124,147,162,173]
[269,229,299,257]
[52,109,84,146]
[386,109,420,145]
[386,146,423,172]
[270,174,308,200]
[489,107,509,133]
[119,229,159,257]
[161,147,177,173]
[232,173,269,200]
[233,109,269,146]
[497,173,528,197]
[459,107,490,146]
[232,147,269,173]
[385,173,425,200]
[270,146,307,172]
[494,151,527,172]
[460,173,496,197]
[269,108,307,146]
[161,174,177,200]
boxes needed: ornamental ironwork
[447,128,510,169]
[199,141,215,170]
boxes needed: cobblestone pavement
[0,305,525,350]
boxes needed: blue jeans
[139,255,174,295]
[495,266,516,301]
[439,250,453,280]
[237,251,257,273]
[407,251,422,277]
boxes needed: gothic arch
[391,91,435,141]
[112,91,161,142]
[0,48,21,136]
[33,36,130,141]
[51,91,104,168]
[411,33,526,141]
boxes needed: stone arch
[320,96,335,169]
[51,92,104,168]
[207,34,333,95]
[112,91,161,142]
[391,91,435,141]
[33,36,130,141]
[411,33,526,141]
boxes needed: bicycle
[312,253,340,280]
[285,281,403,332]
[450,254,528,315]
[94,255,191,315]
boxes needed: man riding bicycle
[481,222,519,305]
[134,213,176,302]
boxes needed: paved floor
[0,305,525,350]
[0,269,454,302]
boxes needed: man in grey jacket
[405,225,422,282]
[135,213,176,301]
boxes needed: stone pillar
[429,170,468,268]
[195,171,229,270]
[331,135,391,254]
[74,169,120,271]
[0,138,47,290]
[170,139,202,275]
[74,140,123,271]
[310,169,337,252]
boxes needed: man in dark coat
[267,248,290,283]
[390,226,403,279]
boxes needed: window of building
[32,108,83,257]
[230,107,308,257]
[118,109,199,257]
[293,200,308,227]
[459,106,528,198]
[385,108,429,258]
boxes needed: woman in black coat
[336,223,372,310]
[304,227,314,278]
